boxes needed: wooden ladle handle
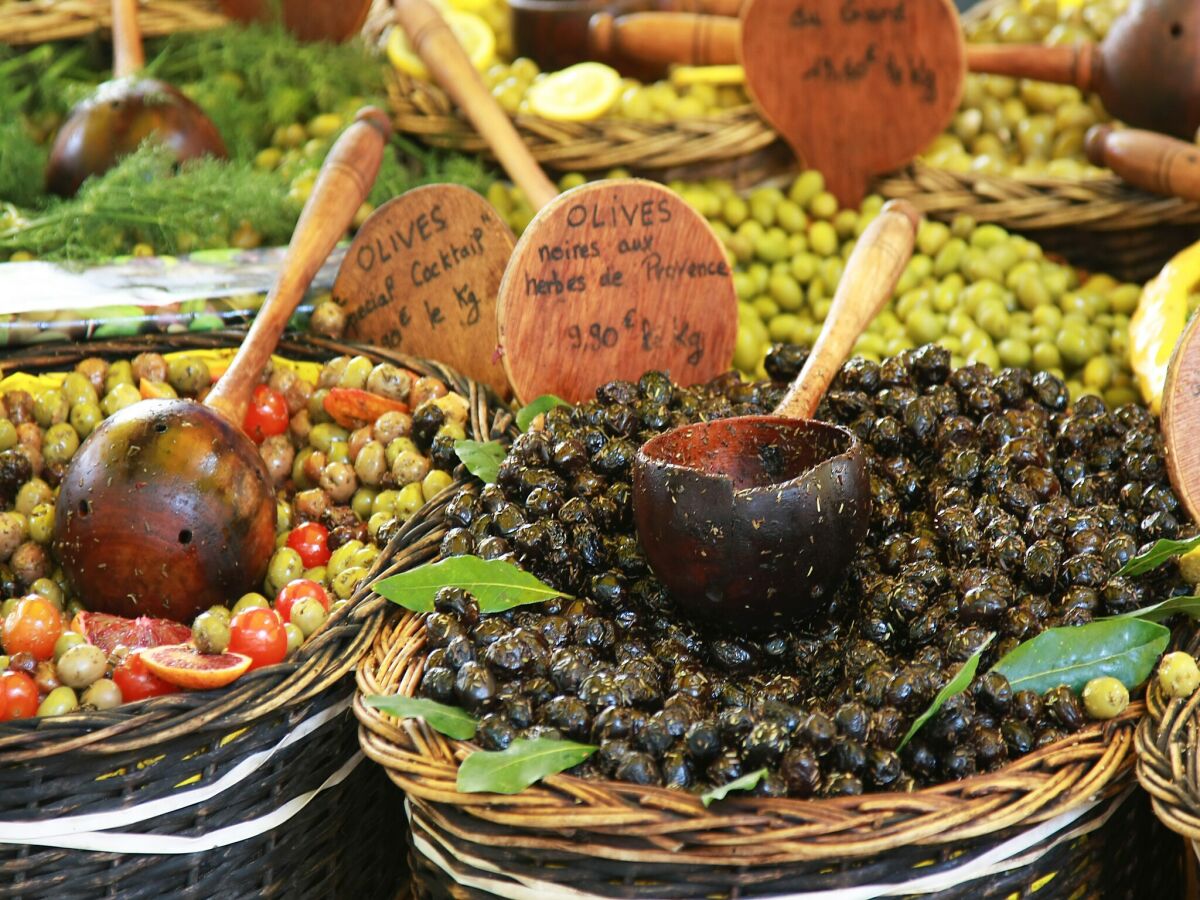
[774,200,919,420]
[965,42,1098,93]
[1086,125,1200,203]
[654,0,744,17]
[393,0,557,211]
[112,0,145,78]
[589,11,740,67]
[204,107,391,424]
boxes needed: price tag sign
[741,0,964,205]
[332,184,515,396]
[496,180,738,404]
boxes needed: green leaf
[516,394,568,432]
[373,555,569,614]
[1116,595,1200,623]
[364,695,477,740]
[700,768,769,807]
[454,439,505,484]
[457,738,596,794]
[1117,534,1200,578]
[990,618,1170,696]
[898,634,994,750]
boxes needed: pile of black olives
[419,343,1192,797]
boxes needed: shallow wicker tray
[0,0,228,45]
[354,488,1186,898]
[0,330,513,899]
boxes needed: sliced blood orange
[72,612,192,655]
[140,644,252,690]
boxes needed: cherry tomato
[286,522,331,568]
[228,607,288,670]
[274,578,331,624]
[2,596,63,661]
[0,670,38,721]
[242,384,289,444]
[112,652,181,701]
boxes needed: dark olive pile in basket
[420,343,1191,797]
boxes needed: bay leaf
[700,768,768,807]
[1116,595,1200,623]
[989,618,1170,696]
[898,633,994,750]
[457,737,596,794]
[364,695,477,740]
[373,555,568,613]
[453,439,505,484]
[1117,534,1200,578]
[516,394,568,432]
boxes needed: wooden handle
[589,12,740,67]
[111,0,144,78]
[393,0,557,211]
[654,0,744,17]
[774,200,919,420]
[205,107,391,424]
[966,42,1097,92]
[1086,125,1200,203]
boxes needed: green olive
[284,623,305,654]
[56,644,107,689]
[331,565,367,600]
[53,630,86,660]
[193,611,231,654]
[37,685,79,717]
[290,596,328,637]
[1082,676,1129,719]
[81,678,123,710]
[233,592,271,614]
[1158,652,1200,699]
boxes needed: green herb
[1117,534,1200,578]
[364,695,478,740]
[454,439,505,484]
[700,768,768,806]
[1116,595,1200,623]
[0,120,48,210]
[990,618,1170,696]
[516,395,569,432]
[373,555,569,614]
[898,634,994,750]
[457,738,596,794]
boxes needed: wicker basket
[354,509,1185,898]
[875,0,1200,283]
[0,330,512,899]
[0,0,228,45]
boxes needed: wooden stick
[205,108,392,425]
[774,200,918,420]
[965,42,1098,93]
[589,11,740,67]
[111,0,145,79]
[1086,125,1200,204]
[655,0,745,17]
[393,0,558,212]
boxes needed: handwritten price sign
[496,180,738,404]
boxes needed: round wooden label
[741,0,964,206]
[496,179,738,405]
[1162,313,1200,525]
[332,184,515,396]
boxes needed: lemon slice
[527,62,622,122]
[386,11,495,80]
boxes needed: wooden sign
[1162,313,1200,525]
[496,179,738,404]
[332,184,515,396]
[741,0,965,206]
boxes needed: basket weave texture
[354,489,1183,898]
[0,0,227,45]
[0,331,510,899]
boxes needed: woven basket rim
[0,330,512,762]
[355,592,1140,865]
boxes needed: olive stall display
[0,349,469,718]
[421,344,1192,797]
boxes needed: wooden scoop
[632,199,918,627]
[1162,313,1200,526]
[45,0,227,197]
[52,108,391,623]
[591,0,965,205]
[1085,125,1200,204]
[966,0,1200,140]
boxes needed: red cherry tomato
[242,384,290,444]
[2,596,64,661]
[112,652,181,701]
[286,522,331,568]
[0,670,38,721]
[274,578,331,624]
[228,607,288,670]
